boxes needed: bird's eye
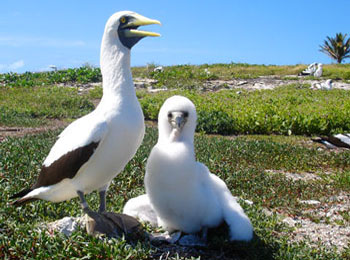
[167,112,172,118]
[120,17,127,24]
[183,111,189,118]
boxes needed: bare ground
[57,76,350,94]
[0,119,69,143]
[265,169,350,252]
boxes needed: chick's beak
[170,112,187,131]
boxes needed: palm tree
[319,33,350,63]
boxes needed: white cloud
[0,36,86,48]
[0,60,25,72]
[8,60,25,70]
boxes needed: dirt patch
[274,193,350,252]
[264,169,322,182]
[0,119,68,142]
[203,76,350,91]
[60,76,350,94]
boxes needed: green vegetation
[1,63,350,258]
[2,82,350,136]
[137,85,350,135]
[1,63,350,89]
[1,128,349,259]
[0,86,94,126]
[0,66,101,87]
[135,63,350,86]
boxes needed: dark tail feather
[9,188,37,206]
[11,197,38,206]
[311,136,350,149]
[311,137,323,144]
[10,188,32,199]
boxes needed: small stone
[244,199,253,205]
[147,86,168,93]
[283,217,296,227]
[299,200,321,205]
[46,216,85,236]
[262,208,273,216]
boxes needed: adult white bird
[10,11,161,214]
[314,63,323,77]
[124,95,253,242]
[312,134,350,149]
[299,62,318,76]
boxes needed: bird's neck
[159,128,194,147]
[100,37,135,100]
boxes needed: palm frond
[319,33,350,63]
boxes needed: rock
[147,86,168,93]
[46,216,85,236]
[262,208,273,217]
[299,200,321,205]
[44,212,144,242]
[243,199,254,205]
[283,217,296,227]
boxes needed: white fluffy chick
[143,95,253,241]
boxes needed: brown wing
[33,141,100,188]
[323,136,350,149]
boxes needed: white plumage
[314,63,323,78]
[124,95,253,241]
[300,62,318,76]
[11,11,161,213]
[312,133,350,149]
[311,79,332,90]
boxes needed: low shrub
[138,85,350,136]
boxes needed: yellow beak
[122,13,161,37]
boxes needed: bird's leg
[200,227,208,243]
[98,190,107,213]
[98,184,109,213]
[77,190,93,214]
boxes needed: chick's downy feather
[142,95,253,241]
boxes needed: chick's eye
[183,112,189,118]
[167,112,172,118]
[120,17,126,24]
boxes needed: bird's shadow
[148,223,276,260]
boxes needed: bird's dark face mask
[118,14,160,49]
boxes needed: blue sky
[0,0,349,73]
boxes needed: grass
[134,63,350,84]
[1,127,350,259]
[1,63,350,88]
[89,84,350,136]
[1,63,350,259]
[137,85,350,136]
[0,85,94,127]
[0,66,101,87]
[2,80,350,136]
